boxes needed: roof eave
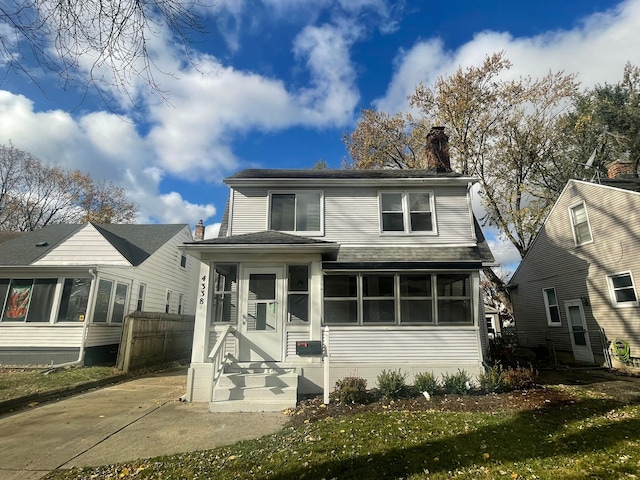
[225,177,478,188]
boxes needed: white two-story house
[183,130,495,411]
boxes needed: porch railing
[208,324,235,401]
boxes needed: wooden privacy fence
[116,312,195,372]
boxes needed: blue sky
[0,0,637,273]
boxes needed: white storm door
[565,299,594,363]
[239,267,284,361]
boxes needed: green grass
[45,391,640,480]
[0,366,122,401]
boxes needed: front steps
[210,362,298,412]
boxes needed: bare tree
[0,0,206,103]
[0,143,137,230]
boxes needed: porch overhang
[182,230,340,260]
[322,261,484,270]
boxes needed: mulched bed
[286,387,575,427]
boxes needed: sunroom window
[211,264,238,324]
[323,272,471,325]
[288,265,309,322]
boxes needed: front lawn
[45,380,640,479]
[0,366,122,401]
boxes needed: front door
[239,267,283,361]
[565,299,594,363]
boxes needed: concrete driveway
[0,367,288,480]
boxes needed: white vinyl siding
[230,185,473,245]
[34,224,130,266]
[0,325,84,348]
[286,327,480,363]
[98,227,198,316]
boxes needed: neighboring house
[0,223,199,366]
[183,128,496,411]
[510,160,640,367]
[484,304,500,339]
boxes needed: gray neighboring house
[510,160,640,367]
[182,128,496,412]
[0,223,199,365]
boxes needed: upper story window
[379,191,435,234]
[269,191,322,234]
[569,202,592,246]
[607,272,638,307]
[542,287,561,326]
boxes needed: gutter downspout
[48,268,97,370]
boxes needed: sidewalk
[0,367,288,480]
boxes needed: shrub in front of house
[330,376,369,405]
[478,364,505,393]
[376,369,408,399]
[501,365,538,390]
[442,369,472,394]
[414,371,440,395]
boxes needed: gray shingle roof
[186,230,338,245]
[227,168,463,180]
[0,223,188,266]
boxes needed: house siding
[229,185,474,245]
[512,180,640,364]
[34,224,130,266]
[99,227,198,316]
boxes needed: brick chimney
[607,160,637,179]
[194,219,205,240]
[425,126,451,172]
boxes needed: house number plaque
[199,275,206,304]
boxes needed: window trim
[606,272,639,308]
[378,190,437,235]
[542,287,562,326]
[569,201,593,246]
[267,190,324,236]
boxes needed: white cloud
[377,0,640,114]
[0,90,216,227]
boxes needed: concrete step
[210,367,298,412]
[217,372,298,389]
[212,384,297,402]
[209,398,296,413]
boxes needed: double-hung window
[542,287,561,326]
[380,191,435,234]
[269,191,322,234]
[569,202,592,246]
[607,272,638,307]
